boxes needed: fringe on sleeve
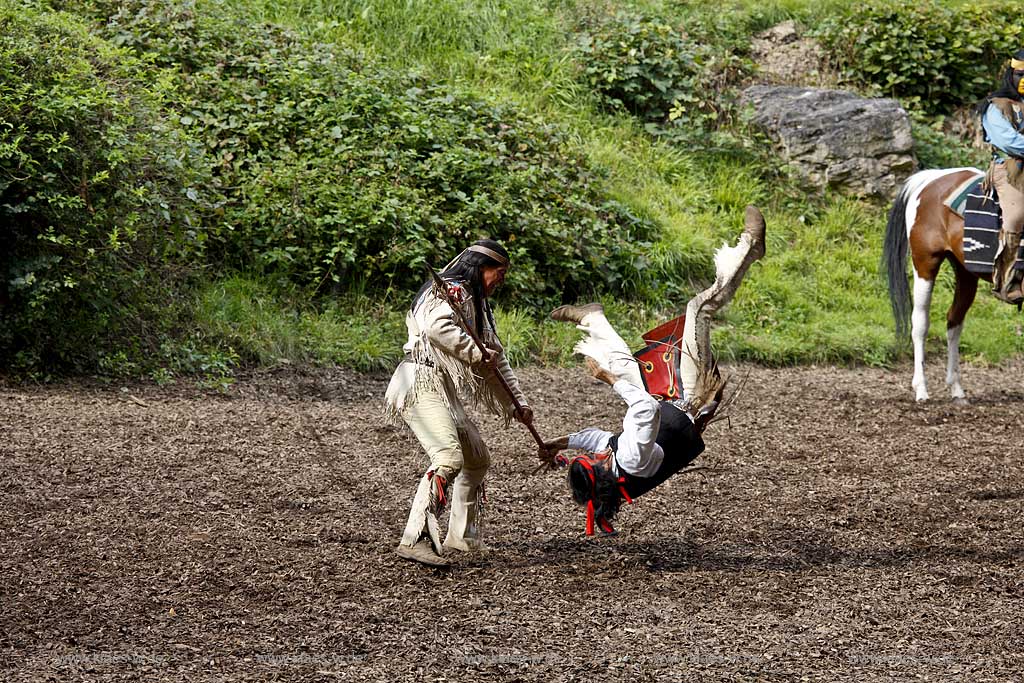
[383,284,518,426]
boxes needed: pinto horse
[883,166,991,402]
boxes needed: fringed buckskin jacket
[384,279,527,426]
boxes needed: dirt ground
[2,360,1023,682]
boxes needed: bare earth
[2,361,1023,682]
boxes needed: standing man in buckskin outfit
[538,206,766,536]
[982,48,1024,304]
[386,239,532,566]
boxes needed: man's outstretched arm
[539,434,570,463]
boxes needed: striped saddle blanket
[945,175,1001,276]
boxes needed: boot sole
[550,304,603,323]
[395,545,450,567]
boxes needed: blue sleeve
[983,106,1024,158]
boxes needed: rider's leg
[991,162,1024,301]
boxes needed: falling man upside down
[539,205,767,535]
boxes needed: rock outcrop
[749,20,833,87]
[740,85,916,200]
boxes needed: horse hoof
[952,396,969,406]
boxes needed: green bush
[0,4,208,373]
[65,0,666,307]
[574,9,751,136]
[817,1,1024,115]
[909,114,989,171]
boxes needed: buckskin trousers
[574,310,646,389]
[399,379,490,553]
[992,161,1024,288]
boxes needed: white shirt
[567,380,664,478]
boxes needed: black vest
[610,401,705,499]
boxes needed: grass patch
[195,277,405,372]
[22,0,1019,379]
[193,277,695,371]
[182,0,1024,371]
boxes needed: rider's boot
[1003,275,1024,304]
[993,228,1023,303]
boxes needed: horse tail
[883,180,912,341]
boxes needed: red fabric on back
[635,314,686,400]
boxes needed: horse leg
[910,274,935,402]
[945,267,978,401]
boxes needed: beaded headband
[466,244,510,267]
[438,243,510,274]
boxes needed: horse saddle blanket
[945,175,1001,276]
[635,314,685,400]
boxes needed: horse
[883,166,991,402]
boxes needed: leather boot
[995,230,1023,302]
[550,303,604,324]
[1003,280,1024,304]
[396,537,450,567]
[400,467,455,555]
[444,473,486,552]
[994,266,1024,304]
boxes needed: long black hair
[568,455,623,525]
[991,65,1024,101]
[979,49,1024,116]
[411,238,510,336]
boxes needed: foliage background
[2,0,1022,382]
